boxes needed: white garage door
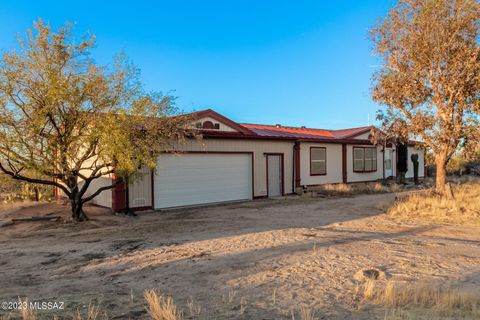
[154,153,252,209]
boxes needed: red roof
[188,109,385,143]
[241,123,374,141]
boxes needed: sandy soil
[0,193,479,319]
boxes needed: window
[310,147,326,175]
[202,121,215,129]
[353,147,377,172]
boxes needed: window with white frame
[353,147,377,172]
[310,147,326,175]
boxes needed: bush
[0,173,53,203]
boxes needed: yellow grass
[73,305,108,320]
[357,280,480,319]
[388,181,480,225]
[291,305,317,320]
[310,181,403,196]
[144,290,184,320]
[186,297,201,318]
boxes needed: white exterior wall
[170,138,295,197]
[406,146,425,178]
[78,158,113,207]
[346,144,384,183]
[299,142,343,185]
[57,154,113,208]
[128,166,152,208]
[385,144,397,178]
[84,176,112,208]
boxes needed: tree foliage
[371,0,480,191]
[0,20,193,221]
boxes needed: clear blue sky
[0,0,396,129]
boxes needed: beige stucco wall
[84,176,112,208]
[299,142,343,185]
[171,138,295,197]
[77,156,113,208]
[346,144,384,183]
[55,153,113,208]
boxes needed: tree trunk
[34,186,39,202]
[70,197,88,222]
[435,157,447,194]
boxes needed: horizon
[0,0,396,129]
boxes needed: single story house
[87,109,425,211]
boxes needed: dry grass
[291,305,318,320]
[186,297,201,318]
[308,181,403,197]
[387,181,480,225]
[73,305,108,320]
[18,302,37,320]
[144,290,184,320]
[356,280,480,319]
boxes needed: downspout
[342,143,347,183]
[292,144,295,194]
[382,141,386,180]
[294,142,301,194]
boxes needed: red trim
[352,146,378,173]
[309,147,327,176]
[265,153,285,196]
[202,132,379,145]
[340,126,373,139]
[130,205,153,212]
[294,142,301,188]
[342,144,347,183]
[112,173,126,212]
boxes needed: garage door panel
[154,154,252,209]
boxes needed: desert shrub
[0,173,53,203]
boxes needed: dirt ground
[0,193,479,319]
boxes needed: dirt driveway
[1,193,479,319]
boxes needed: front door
[384,148,393,178]
[267,154,283,197]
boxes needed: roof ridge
[241,123,328,130]
[330,125,374,131]
[242,123,374,132]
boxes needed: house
[87,109,425,211]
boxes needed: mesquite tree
[371,0,480,192]
[0,20,192,221]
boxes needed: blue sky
[0,1,396,129]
